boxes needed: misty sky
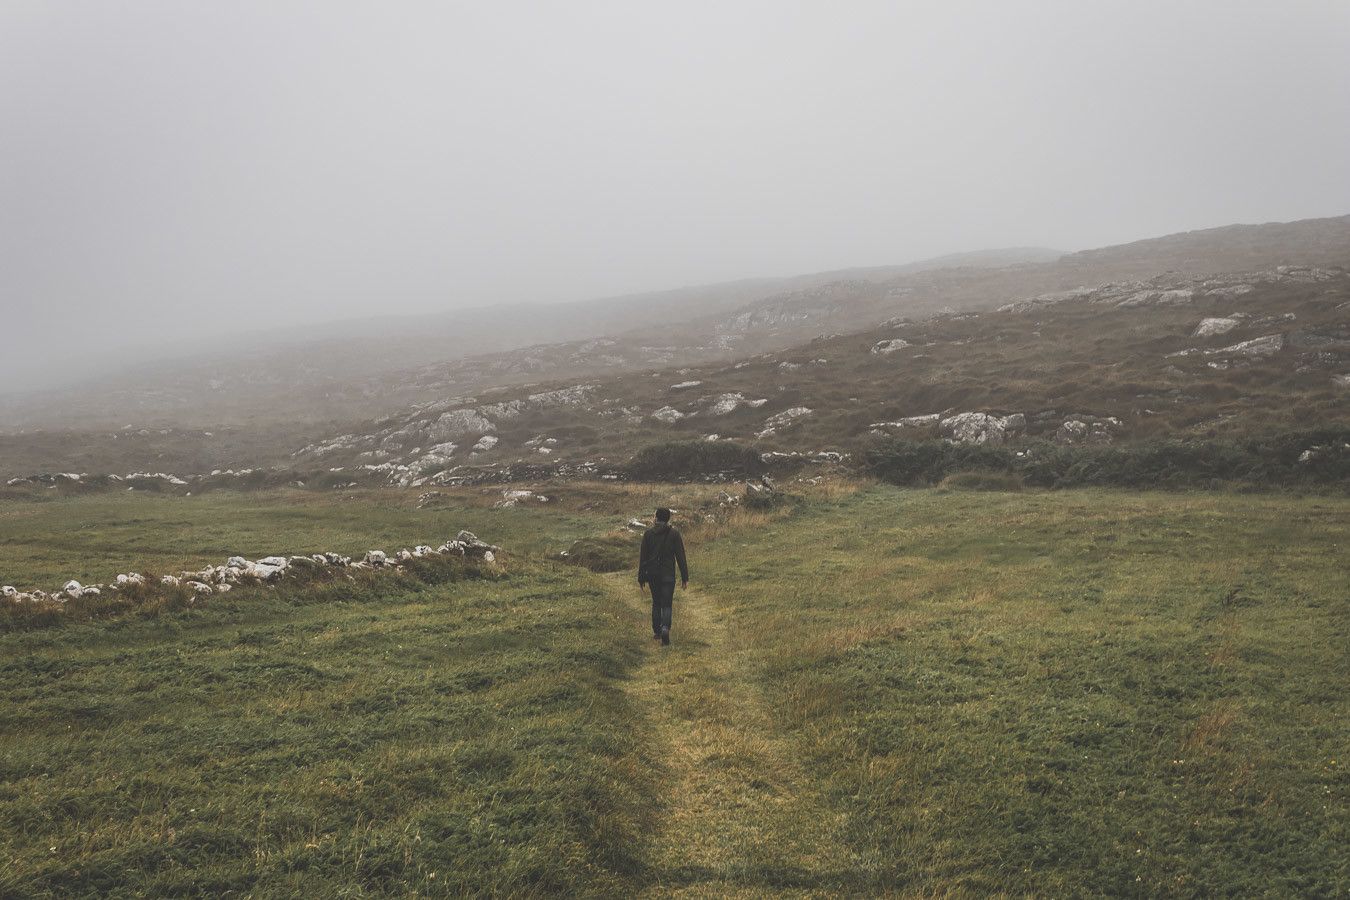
[3,1,1349,391]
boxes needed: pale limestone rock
[1194,317,1240,338]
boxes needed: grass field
[2,483,1346,896]
[0,483,703,590]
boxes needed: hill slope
[0,249,1060,432]
[272,263,1348,488]
[4,215,1348,481]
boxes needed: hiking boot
[660,627,670,646]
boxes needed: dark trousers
[650,578,675,635]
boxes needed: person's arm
[637,531,651,586]
[674,530,689,587]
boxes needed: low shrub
[627,441,765,480]
[866,428,1350,490]
[863,440,1016,486]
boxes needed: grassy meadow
[1,483,1346,896]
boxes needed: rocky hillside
[9,264,1346,488]
[5,216,1348,483]
[7,216,1348,440]
[0,249,1059,433]
[262,263,1347,488]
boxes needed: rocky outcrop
[705,393,768,416]
[744,474,779,502]
[427,409,495,442]
[407,442,459,479]
[526,384,596,407]
[1298,442,1350,464]
[1211,334,1284,358]
[760,450,846,465]
[1203,283,1255,300]
[755,407,812,438]
[871,339,910,355]
[478,400,525,420]
[651,406,686,423]
[869,414,940,435]
[997,288,1095,314]
[940,412,1025,446]
[494,489,549,508]
[1194,317,1241,338]
[127,472,188,486]
[1056,415,1124,445]
[998,267,1343,317]
[1117,288,1194,308]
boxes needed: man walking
[638,507,688,645]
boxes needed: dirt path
[605,575,861,897]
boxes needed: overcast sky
[3,1,1349,390]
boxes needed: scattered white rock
[526,384,596,407]
[756,407,813,438]
[1204,283,1254,299]
[1194,317,1240,338]
[495,488,542,508]
[939,412,1024,447]
[247,562,286,581]
[1295,443,1347,463]
[1056,415,1124,445]
[871,339,910,355]
[706,393,768,416]
[1211,334,1284,358]
[125,472,189,487]
[651,406,686,423]
[869,414,940,434]
[1117,288,1194,308]
[427,409,495,442]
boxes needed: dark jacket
[638,522,688,586]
